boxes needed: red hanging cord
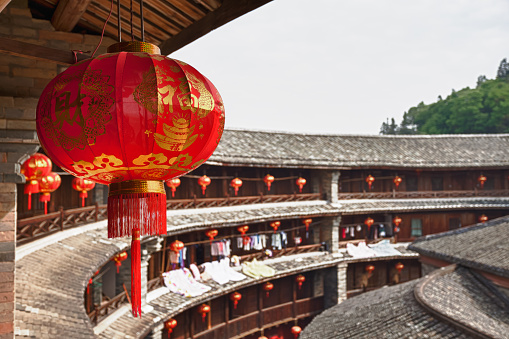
[91,0,115,58]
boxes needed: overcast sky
[171,0,509,135]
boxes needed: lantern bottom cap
[108,180,165,196]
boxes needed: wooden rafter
[160,0,272,55]
[51,0,94,31]
[0,0,11,13]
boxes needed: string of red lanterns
[21,153,52,210]
[71,177,95,207]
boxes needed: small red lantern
[87,277,93,294]
[237,225,249,235]
[270,221,281,233]
[296,274,305,290]
[166,178,181,198]
[291,326,302,339]
[366,175,375,190]
[113,251,128,273]
[38,172,61,214]
[478,175,487,189]
[164,319,177,338]
[296,177,306,193]
[479,214,488,223]
[230,177,243,196]
[395,262,404,274]
[205,229,218,242]
[198,175,211,195]
[302,218,312,232]
[264,174,275,191]
[364,217,374,231]
[72,177,96,207]
[393,216,402,227]
[365,265,375,274]
[21,153,52,210]
[230,291,242,309]
[393,176,402,189]
[170,240,184,254]
[198,304,210,322]
[263,282,273,297]
[36,42,225,317]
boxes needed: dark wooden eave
[51,0,93,32]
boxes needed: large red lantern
[291,326,302,339]
[230,177,243,196]
[263,282,274,297]
[166,178,180,198]
[198,304,210,322]
[113,251,128,273]
[38,172,61,214]
[36,42,224,317]
[393,176,402,189]
[230,291,242,309]
[72,177,95,207]
[478,175,487,189]
[296,274,306,290]
[366,175,375,190]
[264,174,275,191]
[164,319,177,339]
[21,153,52,210]
[364,217,374,231]
[198,175,211,195]
[296,177,306,193]
[270,221,281,233]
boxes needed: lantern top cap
[107,41,160,54]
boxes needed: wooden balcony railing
[239,244,324,263]
[88,277,162,324]
[17,193,320,244]
[338,189,509,200]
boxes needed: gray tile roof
[336,197,509,215]
[409,216,509,278]
[14,201,341,338]
[301,265,509,339]
[208,129,509,169]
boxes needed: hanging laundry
[242,258,276,279]
[162,268,211,297]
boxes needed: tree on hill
[381,58,509,134]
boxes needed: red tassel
[44,201,47,215]
[28,193,32,210]
[131,229,141,317]
[25,180,39,210]
[107,193,166,238]
[80,191,87,207]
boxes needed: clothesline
[163,221,324,249]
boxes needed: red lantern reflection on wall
[21,153,52,210]
[230,177,242,196]
[166,178,181,198]
[38,172,61,214]
[264,174,275,191]
[291,326,302,339]
[393,176,402,189]
[72,177,95,207]
[296,177,306,193]
[198,304,210,322]
[263,282,273,297]
[366,175,375,190]
[230,291,242,309]
[270,221,281,233]
[164,319,177,338]
[478,175,487,189]
[198,175,211,195]
[36,41,225,317]
[113,251,128,273]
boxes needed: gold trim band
[107,41,161,54]
[108,180,165,196]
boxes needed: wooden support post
[59,207,64,231]
[94,202,99,222]
[224,296,229,339]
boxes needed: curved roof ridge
[414,265,509,339]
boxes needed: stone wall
[0,183,15,339]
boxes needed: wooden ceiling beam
[160,0,272,55]
[0,36,89,65]
[0,0,11,13]
[51,0,93,31]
